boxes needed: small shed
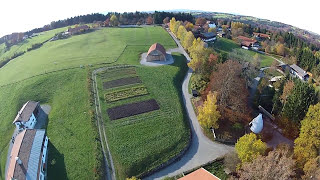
[249,113,263,134]
[146,43,166,62]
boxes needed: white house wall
[24,113,37,129]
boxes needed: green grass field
[0,26,181,179]
[213,38,274,67]
[0,27,66,62]
[96,54,190,179]
[0,68,98,180]
[0,26,176,86]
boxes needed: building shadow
[47,141,68,180]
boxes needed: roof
[6,129,46,180]
[241,41,254,47]
[13,101,39,124]
[201,32,216,39]
[238,36,256,43]
[253,32,270,38]
[250,113,263,134]
[147,43,166,56]
[178,168,220,180]
[290,64,308,77]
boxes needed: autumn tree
[169,17,181,35]
[104,18,110,27]
[235,133,267,163]
[197,91,221,129]
[182,31,195,50]
[195,17,207,26]
[169,17,176,33]
[294,103,320,168]
[303,156,320,180]
[163,17,170,24]
[185,22,194,31]
[276,43,285,56]
[236,145,295,180]
[146,16,153,25]
[177,25,187,42]
[280,80,295,104]
[283,80,316,122]
[208,60,249,114]
[252,53,261,68]
[187,38,209,72]
[110,14,119,27]
[231,22,244,37]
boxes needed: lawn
[0,68,98,180]
[0,26,176,86]
[0,26,179,179]
[96,53,190,179]
[213,38,274,67]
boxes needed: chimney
[15,157,22,165]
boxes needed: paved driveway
[143,31,233,180]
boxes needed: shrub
[231,122,243,132]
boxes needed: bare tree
[235,145,295,180]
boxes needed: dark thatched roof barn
[147,43,166,62]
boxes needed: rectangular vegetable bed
[100,68,137,80]
[107,99,160,120]
[104,86,148,102]
[103,76,141,89]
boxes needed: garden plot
[107,99,160,120]
[103,76,142,89]
[104,85,148,102]
[100,67,137,80]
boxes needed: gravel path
[143,31,233,180]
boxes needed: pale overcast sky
[0,0,319,37]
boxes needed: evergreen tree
[283,80,317,122]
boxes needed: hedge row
[104,85,148,102]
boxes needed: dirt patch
[103,76,142,89]
[100,68,136,80]
[107,99,160,120]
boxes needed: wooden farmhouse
[237,36,259,50]
[13,101,40,131]
[6,129,48,180]
[146,43,166,62]
[290,64,309,81]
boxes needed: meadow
[96,54,190,179]
[0,26,184,179]
[0,26,176,86]
[0,68,98,180]
[212,37,274,67]
[0,27,66,62]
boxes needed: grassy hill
[0,27,66,62]
[0,27,175,86]
[97,54,189,179]
[0,68,98,180]
[212,37,274,67]
[0,26,188,180]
